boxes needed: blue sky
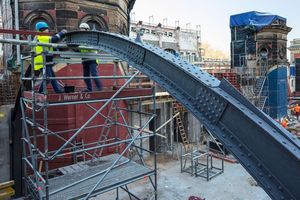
[132,0,299,56]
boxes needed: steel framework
[18,45,158,199]
[0,29,299,199]
[63,30,300,200]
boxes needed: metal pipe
[48,95,154,107]
[54,135,153,158]
[120,186,141,200]
[14,0,21,64]
[0,38,68,48]
[26,118,108,136]
[156,112,179,132]
[22,93,153,107]
[84,114,155,199]
[22,137,45,158]
[119,109,155,170]
[153,85,158,200]
[50,71,140,160]
[117,107,153,116]
[20,98,43,199]
[23,158,46,184]
[21,75,147,80]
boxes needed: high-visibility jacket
[34,35,53,71]
[80,49,99,64]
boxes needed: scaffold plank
[46,154,153,200]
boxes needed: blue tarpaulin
[230,11,286,30]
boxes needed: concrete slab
[95,154,271,200]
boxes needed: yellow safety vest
[34,35,53,71]
[80,49,100,64]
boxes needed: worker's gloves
[61,29,68,34]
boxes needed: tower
[230,11,292,119]
[230,11,291,69]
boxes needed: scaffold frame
[17,40,158,200]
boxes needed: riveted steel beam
[65,31,300,200]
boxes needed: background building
[230,11,291,119]
[289,39,300,92]
[130,20,202,63]
[1,0,136,66]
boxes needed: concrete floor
[95,154,271,200]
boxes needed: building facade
[289,39,300,92]
[1,0,135,66]
[130,21,201,63]
[230,11,292,119]
[230,11,291,69]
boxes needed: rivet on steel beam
[267,186,271,190]
[257,163,261,168]
[268,174,272,178]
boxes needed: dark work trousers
[82,60,102,91]
[37,65,63,93]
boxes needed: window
[168,32,173,37]
[151,30,156,35]
[79,15,108,31]
[87,20,103,31]
[145,29,150,34]
[164,32,168,36]
[131,27,137,32]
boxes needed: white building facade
[130,21,201,63]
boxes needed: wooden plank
[0,181,14,190]
[0,187,15,199]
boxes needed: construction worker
[281,118,288,128]
[294,104,300,120]
[34,22,67,93]
[79,23,103,92]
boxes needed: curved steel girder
[65,31,300,200]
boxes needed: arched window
[23,11,55,31]
[79,15,108,31]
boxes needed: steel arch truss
[65,31,300,200]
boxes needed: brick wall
[0,73,19,106]
[17,0,131,34]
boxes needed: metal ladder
[172,101,189,152]
[73,139,86,163]
[254,76,267,111]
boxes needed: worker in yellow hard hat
[281,118,288,128]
